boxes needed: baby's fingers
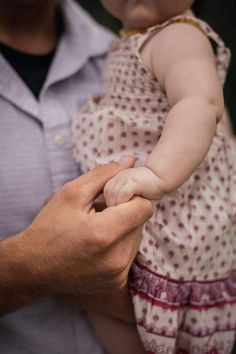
[116,180,140,205]
[104,177,121,207]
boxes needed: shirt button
[53,134,65,146]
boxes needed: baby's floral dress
[72,15,236,354]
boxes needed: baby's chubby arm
[145,22,224,191]
[105,22,224,206]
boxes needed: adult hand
[0,158,153,317]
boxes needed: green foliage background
[77,0,236,133]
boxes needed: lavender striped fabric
[0,0,114,352]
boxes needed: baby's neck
[122,9,194,30]
[184,9,194,17]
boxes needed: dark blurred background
[77,0,236,133]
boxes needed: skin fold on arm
[104,23,224,206]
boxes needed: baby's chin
[123,7,162,29]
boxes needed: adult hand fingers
[118,156,135,169]
[100,197,153,243]
[114,226,143,271]
[69,160,134,207]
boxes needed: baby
[72,1,236,353]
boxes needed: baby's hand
[104,166,165,206]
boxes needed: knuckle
[96,162,120,176]
[61,182,75,202]
[110,256,129,276]
[103,182,110,196]
[130,176,139,184]
[97,235,110,250]
[130,178,141,191]
[108,264,124,280]
[61,181,91,204]
[114,276,127,291]
[84,230,109,256]
[78,185,90,200]
[144,199,154,216]
[134,197,154,219]
[117,193,131,205]
[102,256,122,277]
[119,188,131,199]
[108,191,117,201]
[93,227,110,250]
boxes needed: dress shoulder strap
[134,15,231,85]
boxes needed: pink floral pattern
[72,15,236,354]
[131,262,236,310]
[130,261,236,353]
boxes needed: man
[0,0,153,353]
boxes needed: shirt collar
[0,0,114,118]
[0,56,39,118]
[43,0,114,91]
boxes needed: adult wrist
[0,231,49,313]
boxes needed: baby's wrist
[142,165,166,200]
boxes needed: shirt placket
[39,89,79,193]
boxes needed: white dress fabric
[72,16,236,354]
